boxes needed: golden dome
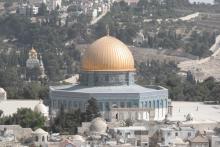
[30,47,37,53]
[81,36,135,72]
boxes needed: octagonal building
[49,36,169,121]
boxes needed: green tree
[4,1,13,10]
[0,108,45,129]
[0,110,3,117]
[85,98,100,121]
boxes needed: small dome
[0,88,6,93]
[72,135,85,142]
[34,100,48,117]
[30,47,37,53]
[186,113,194,121]
[81,36,135,72]
[0,88,7,100]
[90,117,107,133]
[33,128,48,135]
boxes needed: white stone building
[211,135,220,147]
[32,128,49,147]
[157,126,197,147]
[189,134,209,147]
[111,126,149,146]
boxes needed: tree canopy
[0,108,45,130]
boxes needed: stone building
[189,134,209,147]
[157,126,197,147]
[50,36,169,121]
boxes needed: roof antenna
[106,24,110,36]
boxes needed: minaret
[39,54,46,79]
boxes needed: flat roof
[171,101,220,122]
[113,126,147,131]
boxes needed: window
[127,102,132,108]
[134,101,139,107]
[145,101,148,108]
[105,102,109,111]
[35,136,38,142]
[99,102,103,111]
[175,132,178,136]
[188,132,191,137]
[168,132,171,136]
[42,136,45,142]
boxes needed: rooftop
[113,126,147,131]
[50,84,167,94]
[171,101,220,122]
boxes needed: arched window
[42,136,45,142]
[116,113,118,120]
[105,102,110,111]
[99,102,103,111]
[120,102,125,108]
[157,100,160,108]
[35,136,38,142]
[145,101,147,108]
[127,102,131,108]
[149,101,151,108]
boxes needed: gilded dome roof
[30,47,37,53]
[81,36,135,72]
